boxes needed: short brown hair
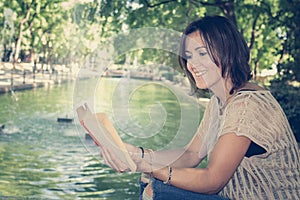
[179,15,252,95]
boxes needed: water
[0,77,204,199]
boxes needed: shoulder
[233,90,277,108]
[225,90,283,121]
[223,89,284,135]
[238,82,266,91]
[227,82,273,107]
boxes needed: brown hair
[178,15,252,95]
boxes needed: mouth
[194,70,207,77]
[190,66,207,77]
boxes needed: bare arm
[126,131,206,172]
[152,133,251,194]
[153,132,205,168]
[102,100,212,172]
[129,100,212,171]
[99,129,206,173]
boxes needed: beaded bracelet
[163,166,172,185]
[148,148,154,173]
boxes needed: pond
[0,77,204,199]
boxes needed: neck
[209,78,232,106]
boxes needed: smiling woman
[97,15,300,200]
[184,31,222,91]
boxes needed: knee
[143,182,153,200]
[141,173,151,184]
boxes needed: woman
[100,16,300,199]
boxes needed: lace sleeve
[219,91,284,156]
[197,98,213,140]
[194,97,215,158]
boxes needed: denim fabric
[139,178,148,200]
[139,178,229,200]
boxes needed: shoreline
[0,82,47,94]
[0,62,76,94]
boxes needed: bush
[269,78,300,142]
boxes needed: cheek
[213,65,222,77]
[186,63,193,73]
[206,60,221,74]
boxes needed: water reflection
[0,78,203,199]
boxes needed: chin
[194,78,207,89]
[196,83,208,90]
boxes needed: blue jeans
[139,178,229,200]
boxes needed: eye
[198,51,207,56]
[186,55,192,60]
[184,52,192,60]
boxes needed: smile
[195,70,207,77]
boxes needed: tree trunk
[13,5,32,64]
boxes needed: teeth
[195,71,206,77]
[192,66,206,77]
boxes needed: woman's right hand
[98,144,130,173]
[98,142,152,173]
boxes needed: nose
[187,63,200,76]
[187,59,203,71]
[187,62,194,72]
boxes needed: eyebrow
[185,46,206,52]
[195,46,206,50]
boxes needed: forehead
[185,31,205,50]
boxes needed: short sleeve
[194,98,215,158]
[219,91,283,156]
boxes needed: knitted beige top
[198,90,300,200]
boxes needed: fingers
[124,143,136,152]
[98,146,113,168]
[100,146,130,173]
[125,143,141,162]
[102,147,118,170]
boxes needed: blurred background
[0,0,299,199]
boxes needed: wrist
[138,146,145,158]
[130,146,143,164]
[134,146,154,173]
[152,166,172,185]
[163,166,172,184]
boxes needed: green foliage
[265,1,300,144]
[0,0,298,85]
[269,77,300,142]
[278,0,300,82]
[126,0,207,31]
[0,0,67,63]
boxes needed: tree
[0,0,68,67]
[0,0,298,81]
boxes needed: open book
[76,103,137,172]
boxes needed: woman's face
[185,31,222,90]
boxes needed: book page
[76,103,137,172]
